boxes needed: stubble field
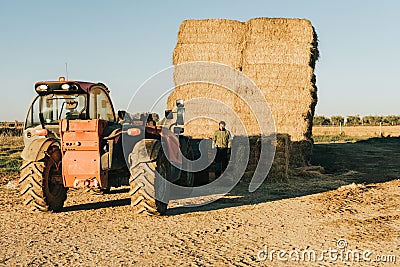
[0,135,399,266]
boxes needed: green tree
[362,115,375,125]
[330,116,344,126]
[313,116,331,126]
[384,115,400,125]
[346,115,361,126]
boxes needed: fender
[159,129,182,165]
[21,137,60,162]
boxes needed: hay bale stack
[241,18,318,167]
[168,18,319,173]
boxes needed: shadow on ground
[59,137,400,214]
[63,198,131,212]
[311,137,400,182]
[167,137,400,215]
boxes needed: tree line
[313,115,400,126]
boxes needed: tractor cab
[22,77,125,191]
[25,77,116,133]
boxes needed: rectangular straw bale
[289,140,313,167]
[246,18,316,45]
[243,64,314,87]
[242,47,312,66]
[173,43,243,69]
[177,19,247,44]
[173,63,244,88]
[167,84,236,110]
[241,134,290,182]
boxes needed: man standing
[212,121,231,178]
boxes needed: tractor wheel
[129,140,169,215]
[19,147,67,212]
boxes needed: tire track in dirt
[1,175,399,266]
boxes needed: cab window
[89,87,115,121]
[41,94,86,123]
[25,96,41,129]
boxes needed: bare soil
[0,137,399,266]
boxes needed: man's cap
[219,121,226,126]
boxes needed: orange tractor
[19,77,194,215]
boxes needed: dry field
[0,135,399,266]
[313,125,400,138]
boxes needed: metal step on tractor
[19,77,197,215]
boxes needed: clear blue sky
[1,0,399,121]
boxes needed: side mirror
[165,110,173,120]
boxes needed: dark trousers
[215,148,228,177]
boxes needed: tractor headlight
[61,84,70,90]
[36,84,48,91]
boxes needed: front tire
[129,140,170,215]
[19,147,67,212]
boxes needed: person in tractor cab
[212,121,232,178]
[65,100,80,120]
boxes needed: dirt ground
[0,137,399,266]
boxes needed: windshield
[40,94,87,124]
[25,87,115,129]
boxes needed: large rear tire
[19,147,67,212]
[129,140,170,215]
